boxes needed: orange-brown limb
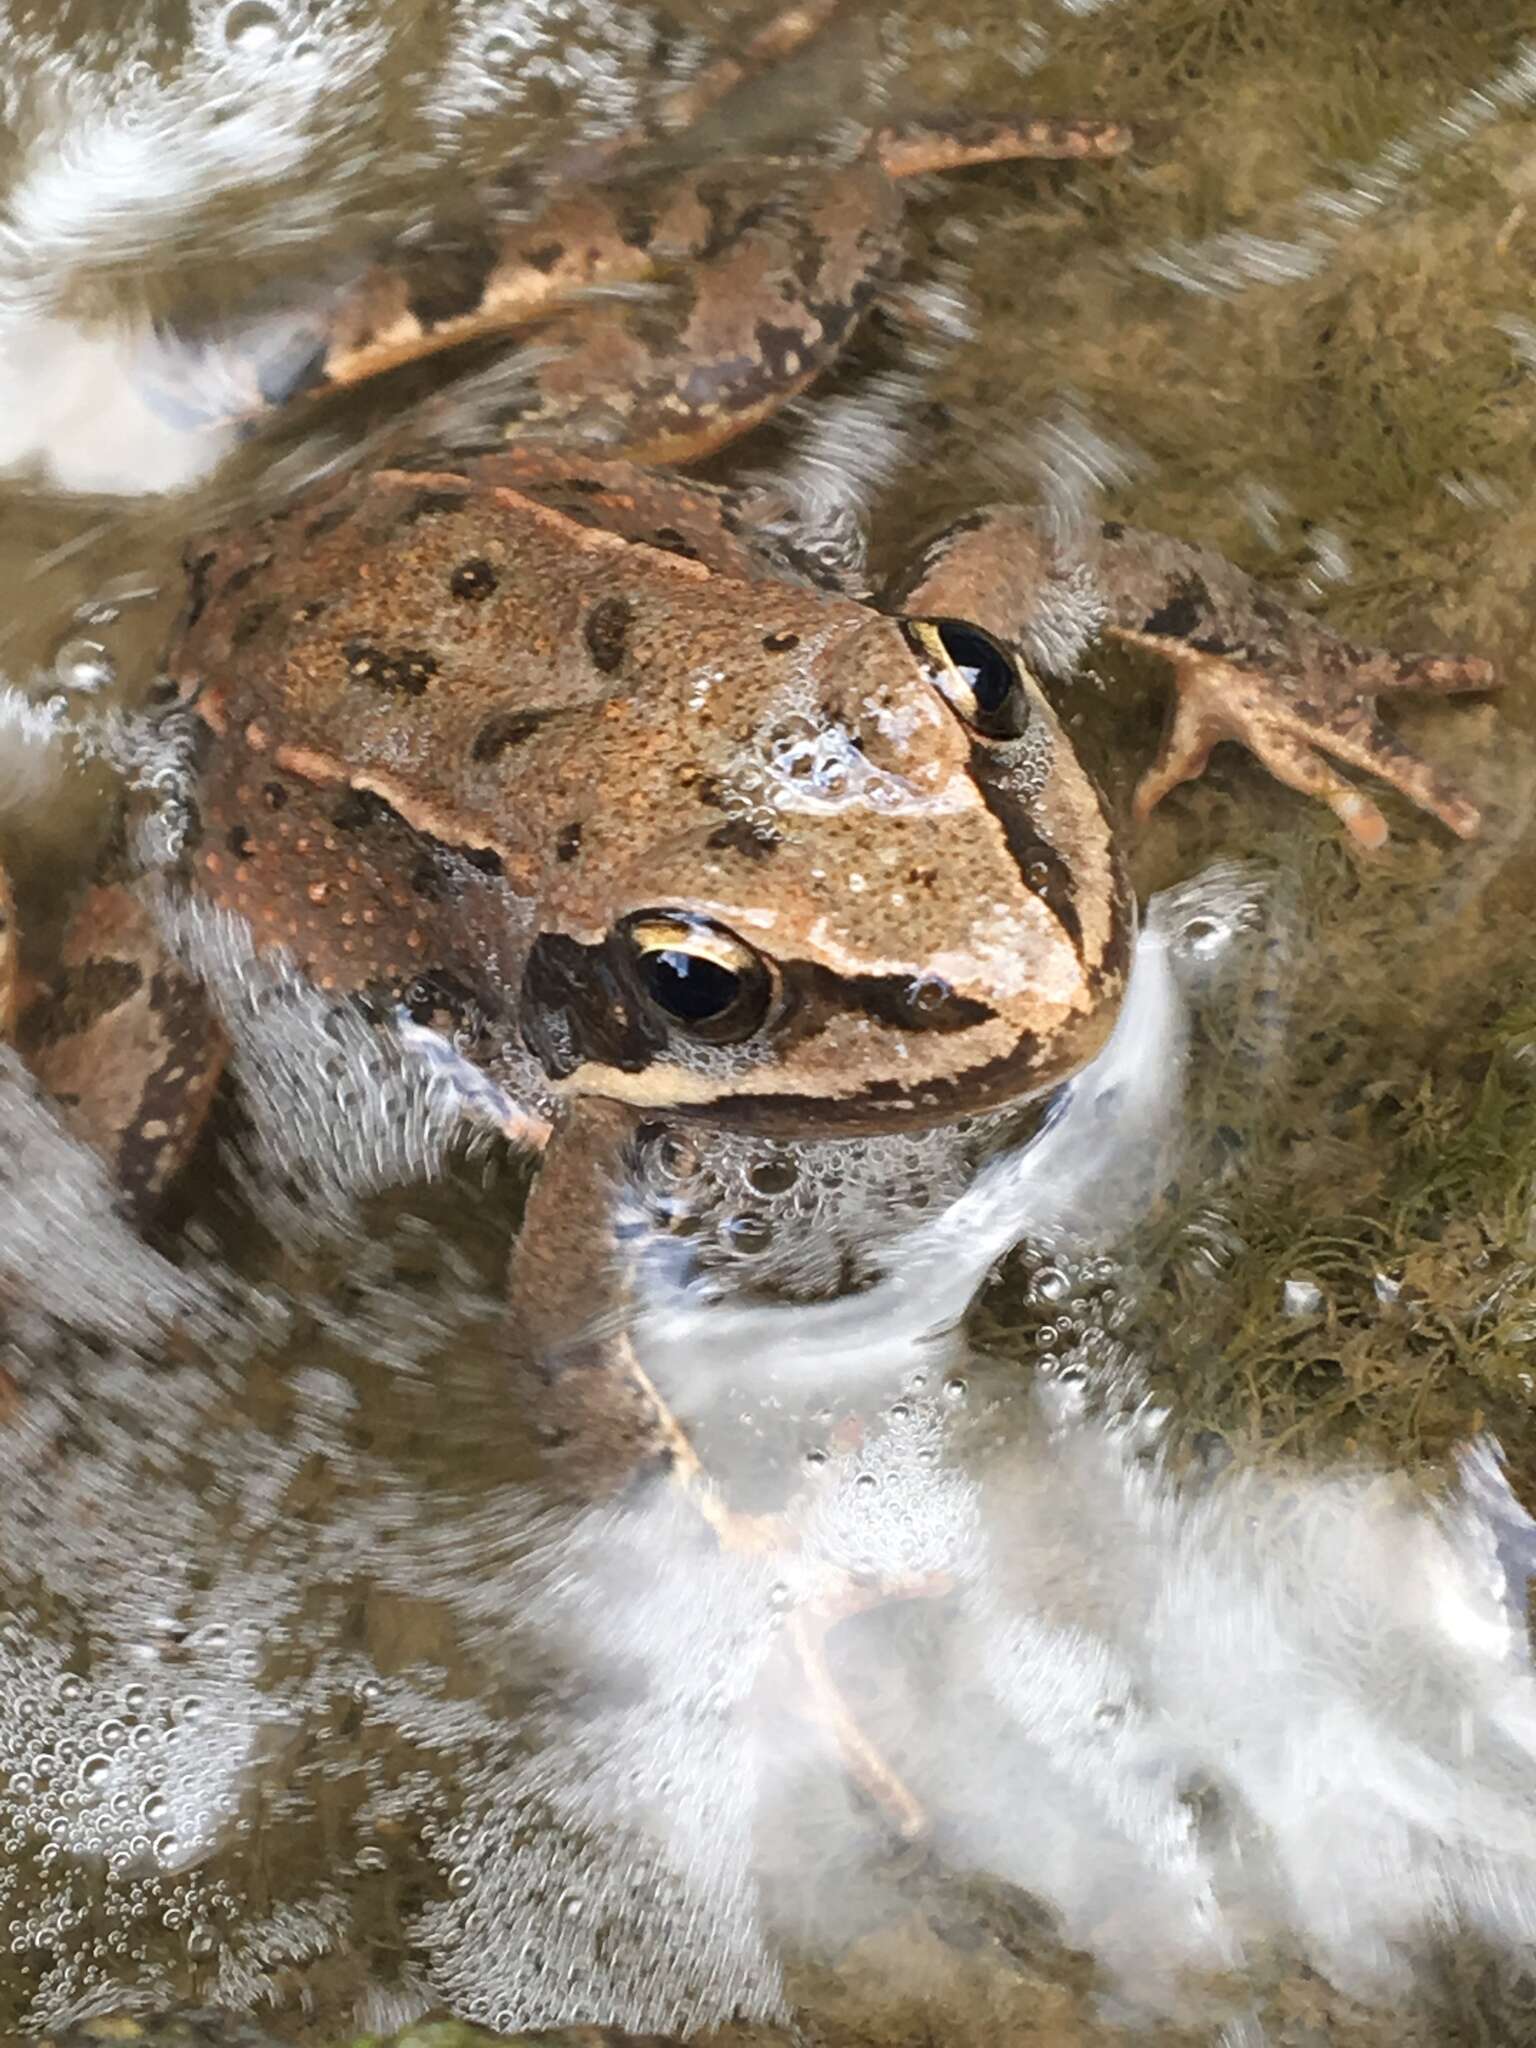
[1115,628,1495,849]
[876,114,1132,180]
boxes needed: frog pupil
[639,946,741,1023]
[936,620,1013,716]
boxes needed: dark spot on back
[523,242,565,273]
[263,781,290,810]
[293,598,326,624]
[464,846,504,877]
[1100,520,1125,541]
[564,474,608,494]
[450,558,498,601]
[342,641,438,695]
[472,709,553,762]
[555,822,583,863]
[227,824,252,860]
[583,595,633,674]
[761,629,799,653]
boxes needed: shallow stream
[2,2,1536,2043]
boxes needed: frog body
[171,446,1127,1138]
[4,0,1500,1833]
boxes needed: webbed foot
[1094,526,1496,846]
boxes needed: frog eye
[904,617,1031,740]
[623,914,774,1044]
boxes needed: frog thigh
[17,882,225,1216]
[495,158,904,466]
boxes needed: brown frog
[4,0,1498,1830]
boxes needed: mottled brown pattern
[18,885,225,1211]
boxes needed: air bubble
[1179,913,1228,960]
[187,1924,219,1959]
[356,1844,388,1872]
[747,1157,798,1197]
[943,1376,968,1402]
[54,637,115,692]
[855,1472,878,1493]
[222,0,283,50]
[1032,1264,1070,1303]
[448,1863,475,1895]
[98,1718,127,1749]
[908,974,952,1014]
[79,1753,112,1788]
[722,1212,772,1254]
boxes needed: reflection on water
[2,0,1536,2043]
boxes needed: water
[2,0,1536,2042]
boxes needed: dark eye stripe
[966,743,1084,960]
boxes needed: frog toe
[1127,638,1485,845]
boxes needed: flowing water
[2,2,1536,2043]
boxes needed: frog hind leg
[509,1097,939,1837]
[491,106,1131,470]
[874,113,1131,179]
[15,880,226,1217]
[894,506,1496,847]
[1094,525,1496,847]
